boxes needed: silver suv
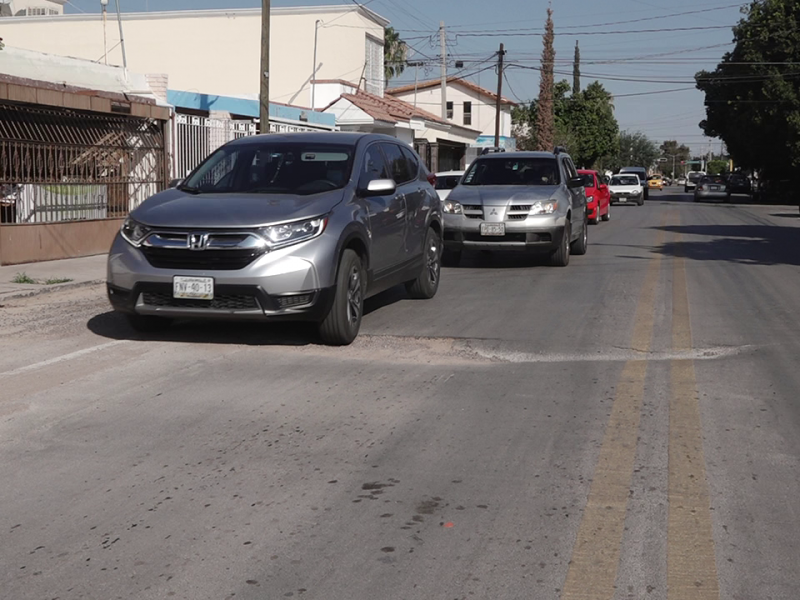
[442,150,588,266]
[107,133,443,345]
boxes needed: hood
[609,183,642,192]
[447,185,560,205]
[131,188,345,228]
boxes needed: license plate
[173,276,214,300]
[711,186,720,191]
[618,197,627,202]
[480,222,505,236]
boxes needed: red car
[578,169,611,224]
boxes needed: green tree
[659,140,692,177]
[707,159,729,175]
[563,81,618,167]
[534,7,556,152]
[609,131,659,172]
[696,0,800,178]
[384,27,407,86]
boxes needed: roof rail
[480,147,506,155]
[553,146,567,155]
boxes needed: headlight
[530,200,558,215]
[586,195,595,202]
[120,217,150,247]
[443,200,463,214]
[259,216,327,249]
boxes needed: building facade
[0,5,387,107]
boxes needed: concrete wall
[391,83,513,139]
[0,6,386,108]
[0,219,121,265]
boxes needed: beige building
[387,77,517,150]
[0,4,387,107]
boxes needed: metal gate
[174,114,257,179]
[0,101,166,223]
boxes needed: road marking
[560,220,668,599]
[668,232,721,599]
[0,340,128,378]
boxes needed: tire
[442,248,462,267]
[406,227,442,300]
[637,195,644,206]
[589,211,599,225]
[125,313,171,333]
[318,249,365,346]
[684,187,690,194]
[550,222,571,267]
[571,217,588,256]
[602,204,610,221]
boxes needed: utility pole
[440,21,447,120]
[311,19,321,110]
[494,43,505,148]
[260,0,270,132]
[101,0,108,65]
[113,0,127,73]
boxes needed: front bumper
[695,189,729,200]
[443,213,567,252]
[107,233,336,321]
[610,193,641,203]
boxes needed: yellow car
[647,176,663,190]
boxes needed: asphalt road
[1,189,799,600]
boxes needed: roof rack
[553,146,568,155]
[480,147,506,155]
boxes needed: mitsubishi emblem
[490,208,498,216]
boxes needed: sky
[65,0,748,155]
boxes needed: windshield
[579,173,596,188]
[611,175,639,186]
[181,142,355,196]
[702,176,726,184]
[688,172,705,182]
[463,158,560,186]
[435,175,462,190]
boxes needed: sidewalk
[0,254,107,302]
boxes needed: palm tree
[384,27,407,87]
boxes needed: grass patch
[12,272,37,284]
[44,277,74,285]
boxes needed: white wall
[0,6,385,108]
[390,82,513,139]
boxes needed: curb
[0,279,106,303]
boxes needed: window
[365,35,385,96]
[579,173,596,188]
[380,143,412,184]
[463,102,472,126]
[446,101,454,120]
[400,146,420,179]
[358,145,389,189]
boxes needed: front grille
[507,214,527,220]
[465,213,482,219]
[142,292,260,310]
[464,232,528,243]
[141,247,264,271]
[510,205,532,211]
[463,205,482,211]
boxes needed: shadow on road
[771,212,800,219]
[652,223,800,266]
[447,250,551,270]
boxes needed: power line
[454,24,736,38]
[613,87,697,98]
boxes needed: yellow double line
[560,213,719,599]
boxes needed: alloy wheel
[346,265,362,325]
[427,236,441,286]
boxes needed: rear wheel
[319,249,364,346]
[589,210,600,225]
[602,204,611,221]
[406,227,442,300]
[571,217,588,256]
[550,223,571,267]
[125,313,172,333]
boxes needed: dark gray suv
[107,133,443,345]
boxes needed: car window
[182,142,354,196]
[579,173,596,188]
[563,158,578,181]
[400,145,420,180]
[380,143,413,184]
[463,158,560,186]
[358,144,390,189]
[611,175,640,186]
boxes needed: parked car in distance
[434,170,465,201]
[726,173,752,196]
[694,174,731,202]
[685,170,706,193]
[578,169,610,224]
[609,174,644,206]
[648,175,664,191]
[619,166,650,199]
[106,132,443,345]
[442,150,588,267]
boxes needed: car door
[596,173,610,214]
[358,143,407,276]
[377,142,415,269]
[562,158,585,239]
[399,144,427,259]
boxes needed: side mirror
[568,177,584,189]
[362,178,397,197]
[168,178,183,188]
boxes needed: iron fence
[0,101,166,223]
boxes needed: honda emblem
[188,233,209,251]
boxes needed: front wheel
[318,249,365,346]
[406,227,442,300]
[637,195,644,206]
[550,223,571,267]
[571,217,588,256]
